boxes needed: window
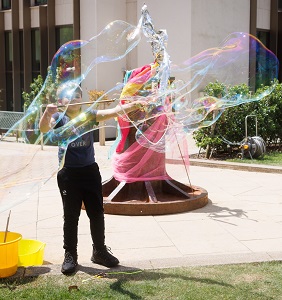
[20,31,24,72]
[56,26,73,49]
[279,0,282,11]
[35,0,47,6]
[1,0,11,10]
[20,31,24,109]
[55,26,81,83]
[31,29,40,80]
[5,31,12,70]
[5,31,13,110]
[257,30,270,48]
[256,30,272,89]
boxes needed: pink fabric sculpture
[113,62,188,183]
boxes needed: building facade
[0,0,281,114]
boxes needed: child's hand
[134,100,148,110]
[45,104,58,116]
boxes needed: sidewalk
[0,137,282,277]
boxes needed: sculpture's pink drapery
[113,114,172,183]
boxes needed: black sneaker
[91,246,119,267]
[61,252,78,274]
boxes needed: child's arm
[39,104,58,133]
[96,101,144,122]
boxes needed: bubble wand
[3,210,11,243]
[57,99,116,108]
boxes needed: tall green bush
[255,82,282,146]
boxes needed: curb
[7,250,282,279]
[189,158,282,174]
[166,158,282,174]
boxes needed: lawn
[227,151,282,166]
[0,261,281,299]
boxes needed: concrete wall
[257,0,271,29]
[4,10,11,30]
[191,0,250,56]
[79,0,253,139]
[55,0,73,26]
[80,0,127,137]
[135,0,192,67]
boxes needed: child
[39,85,144,274]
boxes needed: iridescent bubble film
[0,7,279,212]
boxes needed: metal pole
[99,102,106,146]
[245,115,257,138]
[40,105,44,150]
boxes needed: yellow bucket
[0,232,22,278]
[18,239,46,267]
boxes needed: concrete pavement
[0,137,282,276]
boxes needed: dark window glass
[257,30,270,48]
[31,29,40,81]
[20,31,24,72]
[20,30,24,108]
[35,0,47,6]
[5,31,13,110]
[279,0,282,11]
[6,73,13,110]
[55,26,73,49]
[5,31,12,70]
[31,29,40,75]
[55,26,79,82]
[32,72,40,82]
[1,0,11,10]
[20,73,24,109]
[256,30,272,89]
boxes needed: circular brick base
[103,177,208,216]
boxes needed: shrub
[193,80,282,157]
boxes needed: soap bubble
[0,15,278,212]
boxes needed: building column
[47,0,56,65]
[0,12,6,110]
[23,0,32,94]
[270,0,278,55]
[249,0,257,91]
[12,0,21,111]
[249,0,257,36]
[73,0,80,40]
[39,5,48,78]
[278,11,282,81]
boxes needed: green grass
[1,262,282,299]
[227,151,282,166]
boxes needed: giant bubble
[0,6,279,213]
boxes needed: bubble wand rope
[173,127,194,196]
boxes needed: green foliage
[21,68,61,138]
[255,81,282,145]
[193,81,226,153]
[203,80,226,98]
[193,80,282,153]
[22,75,44,111]
[22,67,62,111]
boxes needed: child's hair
[57,83,82,99]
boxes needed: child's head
[57,84,83,112]
[57,83,82,100]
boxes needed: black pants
[57,162,105,255]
